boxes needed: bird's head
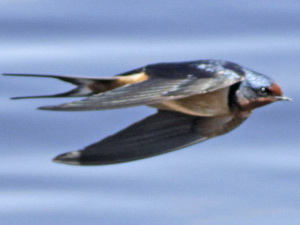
[236,68,291,111]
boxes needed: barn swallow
[4,60,291,166]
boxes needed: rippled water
[1,1,299,225]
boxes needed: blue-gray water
[0,1,299,225]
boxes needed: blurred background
[0,0,299,224]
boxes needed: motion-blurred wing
[39,60,245,111]
[53,110,246,165]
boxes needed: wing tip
[52,150,82,165]
[11,96,54,100]
[38,104,75,111]
[38,105,60,111]
[38,102,103,111]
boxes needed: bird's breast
[151,88,231,117]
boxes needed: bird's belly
[151,88,231,117]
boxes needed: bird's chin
[239,97,280,111]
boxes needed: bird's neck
[228,84,253,118]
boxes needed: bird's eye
[258,87,269,96]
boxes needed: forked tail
[3,73,122,99]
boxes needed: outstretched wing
[5,60,245,111]
[53,110,246,165]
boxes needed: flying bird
[4,60,291,166]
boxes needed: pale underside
[150,87,230,117]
